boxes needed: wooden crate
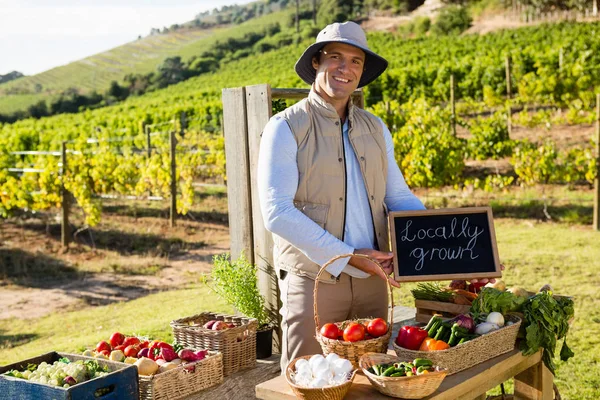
[0,352,138,400]
[414,299,471,323]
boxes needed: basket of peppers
[359,353,447,399]
[393,313,521,374]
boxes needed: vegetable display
[84,332,208,376]
[2,357,109,388]
[366,358,439,377]
[319,318,389,342]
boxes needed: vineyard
[0,21,599,229]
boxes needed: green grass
[0,285,233,364]
[393,218,600,399]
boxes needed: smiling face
[312,42,366,113]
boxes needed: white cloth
[258,115,425,278]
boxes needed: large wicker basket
[314,254,394,368]
[138,351,223,400]
[359,352,447,399]
[285,355,358,400]
[393,314,522,375]
[170,312,257,376]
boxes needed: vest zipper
[340,118,347,242]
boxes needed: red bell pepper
[148,341,174,360]
[395,326,428,350]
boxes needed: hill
[0,7,287,116]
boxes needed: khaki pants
[278,270,388,372]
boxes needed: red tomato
[109,332,125,348]
[139,340,149,349]
[343,322,365,342]
[124,344,141,358]
[113,344,126,352]
[97,349,110,357]
[320,323,341,340]
[122,337,141,348]
[95,341,112,353]
[367,318,388,338]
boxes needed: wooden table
[255,306,553,400]
[255,348,552,400]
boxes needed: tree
[317,0,354,25]
[155,57,187,88]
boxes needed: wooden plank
[61,142,70,247]
[170,130,177,227]
[245,84,280,352]
[514,361,554,400]
[414,300,472,316]
[222,87,254,262]
[594,93,600,231]
[255,349,545,400]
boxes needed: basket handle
[313,253,395,333]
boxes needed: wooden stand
[414,299,471,323]
[255,349,550,400]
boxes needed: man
[258,21,425,370]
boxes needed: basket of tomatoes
[314,254,393,368]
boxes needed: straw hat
[294,21,388,88]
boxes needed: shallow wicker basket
[393,314,522,375]
[359,352,448,399]
[170,312,257,376]
[285,355,358,400]
[314,254,394,368]
[138,351,223,400]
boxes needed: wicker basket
[393,314,522,375]
[138,351,223,400]
[170,312,257,376]
[285,355,358,400]
[359,352,447,399]
[314,254,394,368]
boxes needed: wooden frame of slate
[389,207,502,282]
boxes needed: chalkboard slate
[389,207,501,282]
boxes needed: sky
[0,0,253,76]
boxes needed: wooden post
[145,124,152,157]
[169,130,177,227]
[507,106,512,139]
[559,47,563,72]
[505,55,512,99]
[450,74,456,137]
[312,0,317,24]
[61,141,70,247]
[594,0,598,17]
[222,87,254,261]
[180,111,187,137]
[295,0,300,33]
[514,361,554,399]
[245,84,280,351]
[594,93,600,231]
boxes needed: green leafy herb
[411,283,454,302]
[469,287,526,320]
[519,291,574,375]
[58,357,71,364]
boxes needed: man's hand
[469,263,506,285]
[349,248,400,288]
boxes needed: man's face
[312,42,365,103]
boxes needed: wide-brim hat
[294,21,388,88]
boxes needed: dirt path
[0,201,230,320]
